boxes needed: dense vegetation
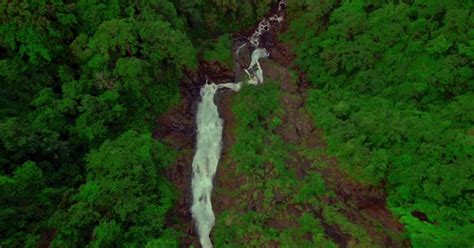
[213,79,340,247]
[1,0,472,247]
[214,63,403,247]
[285,0,473,246]
[0,0,275,246]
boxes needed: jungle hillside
[0,0,472,247]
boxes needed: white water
[245,48,270,85]
[190,83,227,248]
[190,2,286,247]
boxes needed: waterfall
[190,2,286,247]
[190,83,225,248]
[245,48,269,85]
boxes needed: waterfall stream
[190,2,286,247]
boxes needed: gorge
[190,3,285,247]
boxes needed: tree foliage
[173,0,277,39]
[286,0,474,246]
[50,130,177,247]
[0,0,214,246]
[1,0,278,245]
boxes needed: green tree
[0,161,62,247]
[287,0,474,246]
[51,130,177,247]
[0,1,199,246]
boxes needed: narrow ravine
[190,2,286,247]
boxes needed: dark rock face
[233,41,252,78]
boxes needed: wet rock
[199,61,234,84]
[233,42,252,74]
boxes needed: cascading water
[190,83,225,248]
[190,2,286,247]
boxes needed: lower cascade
[190,50,266,248]
[190,83,226,248]
[190,2,285,247]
